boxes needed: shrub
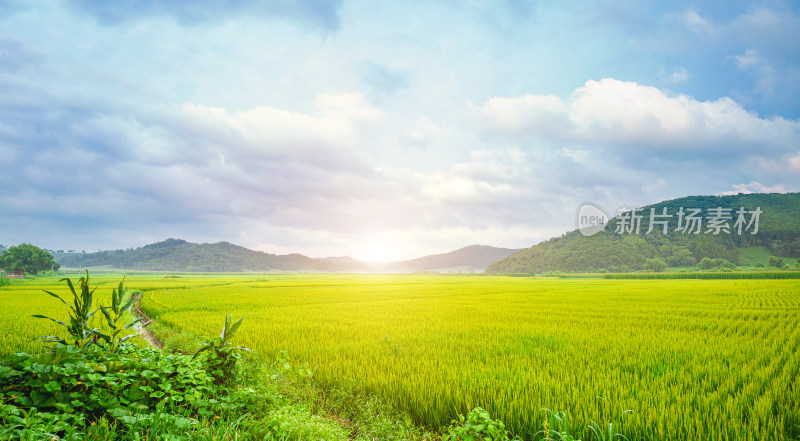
[644,258,667,272]
[0,344,229,440]
[1,271,251,440]
[193,315,252,386]
[768,256,784,268]
[443,407,508,441]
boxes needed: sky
[1,0,799,261]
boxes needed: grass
[2,274,799,440]
[737,246,773,266]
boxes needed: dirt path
[132,292,164,349]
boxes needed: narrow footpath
[132,292,163,349]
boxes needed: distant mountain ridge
[55,238,363,272]
[379,245,522,272]
[487,192,800,274]
[53,239,516,273]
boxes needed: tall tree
[0,244,57,275]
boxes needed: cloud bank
[0,1,798,260]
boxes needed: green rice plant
[4,273,800,440]
[537,409,582,441]
[603,271,800,279]
[138,275,800,441]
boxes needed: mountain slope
[55,238,370,272]
[487,192,800,274]
[383,245,522,272]
[54,240,514,273]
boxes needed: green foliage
[32,272,142,353]
[33,272,101,349]
[0,277,10,287]
[0,244,57,275]
[96,279,143,353]
[665,248,693,267]
[0,344,237,440]
[193,315,252,386]
[254,404,350,441]
[696,258,735,271]
[1,274,254,440]
[696,257,714,270]
[768,256,784,268]
[537,409,582,441]
[443,407,508,441]
[643,257,667,272]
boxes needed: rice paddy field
[2,274,799,440]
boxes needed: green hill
[54,238,371,272]
[53,240,517,273]
[487,193,800,274]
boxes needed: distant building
[1,269,24,279]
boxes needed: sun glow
[360,237,394,262]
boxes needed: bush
[644,258,667,272]
[768,256,784,268]
[192,315,251,386]
[696,257,734,271]
[0,344,238,440]
[0,272,253,440]
[443,407,508,441]
[697,257,715,270]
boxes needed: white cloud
[719,181,788,196]
[730,49,776,97]
[732,49,763,70]
[472,78,800,154]
[680,9,716,36]
[659,67,688,84]
[468,94,567,135]
[789,152,800,171]
[179,92,384,153]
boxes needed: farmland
[2,274,799,440]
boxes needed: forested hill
[487,193,800,274]
[54,239,372,272]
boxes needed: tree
[768,256,784,268]
[666,248,693,267]
[644,257,667,272]
[697,257,715,270]
[0,244,57,275]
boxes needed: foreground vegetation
[0,275,442,440]
[2,274,799,440]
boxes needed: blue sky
[1,0,799,261]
